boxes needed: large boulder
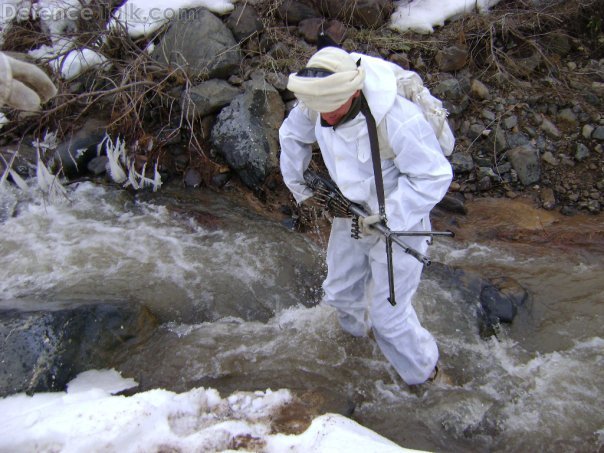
[0,300,158,396]
[152,8,241,79]
[210,77,285,189]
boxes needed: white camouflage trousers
[322,217,438,385]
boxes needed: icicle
[8,169,30,192]
[151,162,162,192]
[0,153,17,191]
[36,148,66,200]
[105,134,127,184]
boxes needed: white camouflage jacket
[279,53,453,232]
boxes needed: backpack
[306,65,455,159]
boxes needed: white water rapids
[0,181,602,452]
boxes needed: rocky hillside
[0,0,602,218]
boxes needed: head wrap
[287,47,365,113]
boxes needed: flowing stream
[0,181,602,452]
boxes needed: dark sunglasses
[296,67,334,78]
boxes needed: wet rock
[0,143,37,178]
[211,171,232,188]
[52,118,107,179]
[424,263,528,337]
[87,155,108,176]
[507,145,541,186]
[152,8,241,79]
[480,285,517,325]
[0,301,158,397]
[184,169,203,188]
[435,194,467,215]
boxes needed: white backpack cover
[305,62,455,158]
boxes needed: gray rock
[435,194,467,214]
[485,128,508,153]
[582,124,595,139]
[481,109,496,122]
[226,4,264,42]
[433,78,465,100]
[0,301,157,396]
[480,284,517,325]
[503,115,518,130]
[184,169,203,188]
[87,155,108,176]
[181,80,241,120]
[278,0,320,25]
[540,116,562,139]
[478,175,492,191]
[450,153,474,173]
[496,162,512,174]
[468,123,487,140]
[298,18,325,42]
[152,8,241,79]
[557,108,578,128]
[575,143,591,161]
[542,151,559,166]
[314,0,392,28]
[540,187,556,210]
[211,78,285,189]
[471,79,490,100]
[52,118,107,179]
[593,126,604,140]
[506,131,530,148]
[507,145,541,185]
[435,45,468,72]
[541,32,572,56]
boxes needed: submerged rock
[0,300,158,397]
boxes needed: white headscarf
[287,47,365,113]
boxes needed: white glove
[359,214,381,235]
[0,52,57,111]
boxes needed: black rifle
[303,169,454,306]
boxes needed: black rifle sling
[359,92,387,222]
[360,92,397,306]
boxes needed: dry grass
[1,0,601,185]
